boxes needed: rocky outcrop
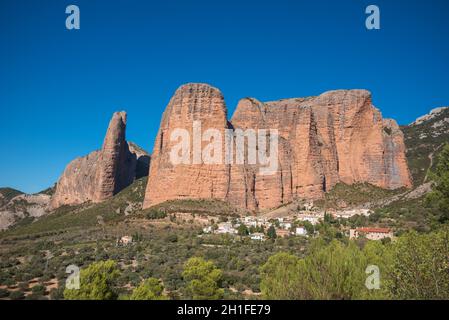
[128,142,151,179]
[0,191,51,231]
[93,112,136,202]
[382,119,412,189]
[143,84,412,211]
[143,83,230,208]
[50,112,149,210]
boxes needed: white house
[280,222,292,230]
[250,233,266,241]
[349,227,393,240]
[297,215,320,225]
[203,226,213,234]
[295,227,307,236]
[304,201,314,211]
[216,222,237,234]
[334,209,371,219]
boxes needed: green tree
[426,143,449,222]
[237,224,249,236]
[267,225,277,239]
[388,228,449,299]
[31,284,46,296]
[302,221,314,235]
[182,257,224,300]
[259,252,304,299]
[130,278,167,300]
[64,260,120,300]
[260,240,388,300]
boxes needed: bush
[31,284,46,295]
[49,287,64,300]
[0,288,9,298]
[144,209,167,220]
[9,290,25,300]
[129,278,167,300]
[165,234,178,243]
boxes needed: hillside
[1,177,148,238]
[402,107,449,185]
[0,188,50,231]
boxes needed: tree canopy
[260,227,449,300]
[426,143,449,222]
[130,277,167,300]
[64,260,120,300]
[182,257,224,300]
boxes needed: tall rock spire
[49,111,148,210]
[94,112,135,201]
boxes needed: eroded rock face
[143,84,412,211]
[143,83,230,208]
[94,112,136,202]
[50,112,148,210]
[0,193,51,231]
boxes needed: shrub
[0,288,9,298]
[144,209,167,220]
[129,278,167,300]
[9,290,25,300]
[31,284,46,295]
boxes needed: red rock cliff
[142,84,411,211]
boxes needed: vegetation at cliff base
[260,227,449,300]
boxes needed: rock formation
[0,189,51,231]
[143,84,230,207]
[49,112,149,210]
[143,83,412,211]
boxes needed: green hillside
[402,107,449,185]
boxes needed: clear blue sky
[1,0,448,193]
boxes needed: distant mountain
[0,188,24,207]
[402,107,449,186]
[0,187,51,231]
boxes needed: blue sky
[1,0,448,193]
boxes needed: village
[198,202,394,242]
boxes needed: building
[295,227,307,236]
[118,235,133,245]
[203,226,213,234]
[333,209,371,219]
[275,228,291,238]
[350,227,393,240]
[280,222,292,230]
[216,222,237,234]
[304,201,314,211]
[243,216,266,228]
[297,214,321,225]
[250,233,266,241]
